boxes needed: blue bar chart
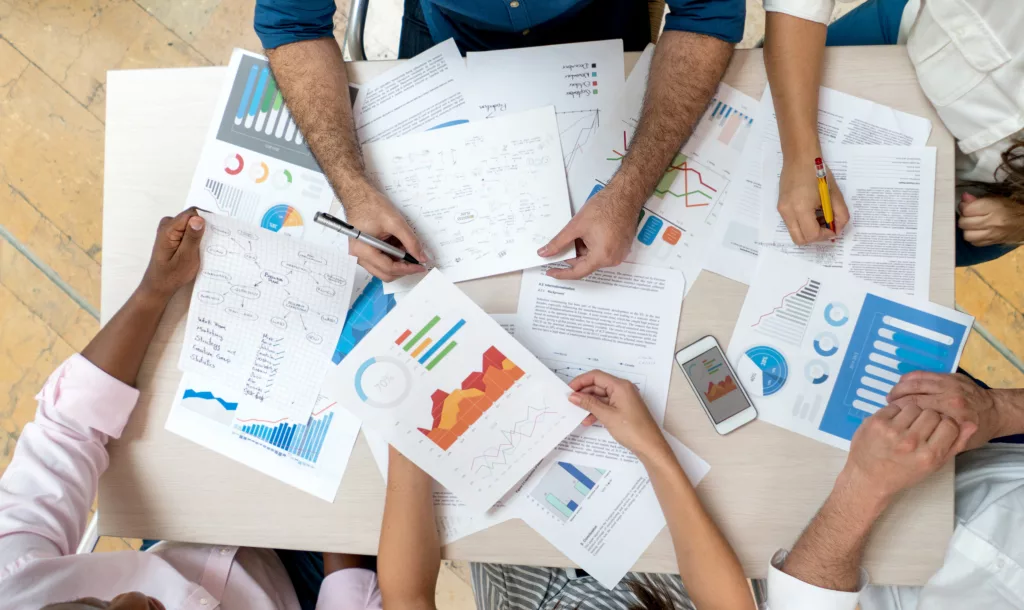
[234,405,336,463]
[530,461,608,522]
[820,294,969,440]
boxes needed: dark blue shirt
[255,0,745,52]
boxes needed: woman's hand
[568,370,670,462]
[777,157,849,245]
[958,192,1024,247]
[138,207,206,302]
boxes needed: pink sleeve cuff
[317,568,383,610]
[35,354,140,439]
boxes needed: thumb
[569,391,609,417]
[386,217,429,264]
[538,218,580,258]
[961,192,979,204]
[180,215,205,252]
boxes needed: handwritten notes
[179,212,357,420]
[362,106,575,293]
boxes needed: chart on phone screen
[321,270,586,512]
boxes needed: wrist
[832,466,893,521]
[992,389,1024,439]
[133,282,176,309]
[636,436,676,471]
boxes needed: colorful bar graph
[234,65,258,124]
[395,329,411,345]
[418,319,465,364]
[234,409,335,463]
[411,338,433,358]
[558,462,596,490]
[403,316,440,351]
[425,341,458,371]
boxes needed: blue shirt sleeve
[254,0,337,50]
[664,0,746,44]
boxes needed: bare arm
[763,12,850,244]
[569,372,753,610]
[267,39,426,280]
[378,447,440,610]
[541,31,734,280]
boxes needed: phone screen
[680,346,751,424]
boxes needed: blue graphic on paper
[819,294,969,441]
[332,278,397,364]
[823,303,850,327]
[812,332,840,357]
[744,345,789,396]
[637,216,663,246]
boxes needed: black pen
[313,212,422,265]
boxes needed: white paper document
[567,45,759,290]
[466,40,625,171]
[760,144,936,297]
[361,107,575,293]
[165,375,361,501]
[321,270,587,512]
[182,49,346,248]
[703,85,932,285]
[352,39,478,145]
[726,250,972,450]
[516,263,685,425]
[179,212,357,421]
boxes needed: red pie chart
[224,153,244,175]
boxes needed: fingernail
[189,217,205,231]
[537,246,550,256]
[568,393,581,405]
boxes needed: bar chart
[702,97,755,152]
[531,461,608,522]
[820,294,969,441]
[751,279,821,347]
[234,403,336,463]
[216,54,321,172]
[395,315,465,371]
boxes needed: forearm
[764,13,827,161]
[612,30,733,210]
[80,288,170,387]
[642,447,753,610]
[378,448,439,609]
[993,389,1024,437]
[782,470,886,591]
[267,39,370,199]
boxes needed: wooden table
[100,47,955,584]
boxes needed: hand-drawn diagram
[180,212,356,421]
[361,107,574,290]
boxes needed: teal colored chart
[738,345,788,396]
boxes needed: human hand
[568,370,669,461]
[838,404,973,507]
[343,182,428,281]
[537,186,639,280]
[958,193,1024,247]
[888,371,1005,451]
[139,207,206,301]
[777,157,849,245]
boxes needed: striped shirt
[471,563,695,610]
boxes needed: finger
[797,207,829,244]
[568,391,611,416]
[831,188,851,235]
[960,192,979,206]
[538,218,581,258]
[778,206,807,245]
[925,416,962,455]
[872,404,902,420]
[164,208,202,249]
[581,414,599,427]
[384,217,429,265]
[569,369,621,393]
[892,402,923,429]
[962,229,997,247]
[887,371,948,401]
[351,243,399,282]
[580,385,609,398]
[951,420,978,455]
[546,254,603,280]
[957,214,991,230]
[907,408,942,441]
[958,196,987,216]
[176,213,206,258]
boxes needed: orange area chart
[705,376,737,402]
[418,347,525,450]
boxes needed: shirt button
[200,598,209,606]
[219,548,230,555]
[522,28,530,35]
[509,1,520,6]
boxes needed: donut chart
[260,204,304,237]
[824,303,850,327]
[738,345,788,397]
[251,161,269,183]
[813,332,840,357]
[224,153,244,175]
[804,359,830,385]
[273,169,293,190]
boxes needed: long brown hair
[625,576,678,610]
[993,139,1024,203]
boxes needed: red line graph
[751,280,812,327]
[667,161,718,192]
[235,401,336,424]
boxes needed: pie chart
[738,345,788,397]
[260,204,304,237]
[805,359,830,385]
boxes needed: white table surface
[100,46,955,584]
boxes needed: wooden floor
[1,0,1021,597]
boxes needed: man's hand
[344,183,428,281]
[568,370,670,461]
[777,158,850,245]
[839,404,972,507]
[537,187,638,280]
[887,371,1010,450]
[958,192,1024,247]
[139,207,206,301]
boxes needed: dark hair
[625,576,677,610]
[993,139,1024,203]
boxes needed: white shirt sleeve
[765,550,866,610]
[763,0,834,25]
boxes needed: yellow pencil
[815,157,835,232]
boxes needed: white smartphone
[675,335,757,435]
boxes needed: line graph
[558,109,601,171]
[653,153,720,208]
[471,406,556,474]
